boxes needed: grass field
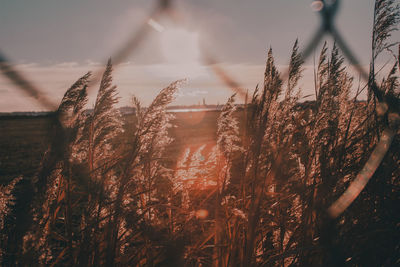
[0,111,221,183]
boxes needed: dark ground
[0,111,221,183]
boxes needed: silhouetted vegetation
[0,0,399,266]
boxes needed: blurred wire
[328,128,396,218]
[88,0,176,88]
[201,50,247,99]
[0,52,58,111]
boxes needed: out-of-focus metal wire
[328,127,397,218]
[0,52,58,111]
[0,0,175,109]
[308,0,399,218]
[88,0,176,88]
[201,50,247,99]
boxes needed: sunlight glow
[160,27,201,65]
[311,1,324,12]
[195,209,209,219]
[155,26,207,80]
[148,18,165,33]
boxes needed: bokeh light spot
[311,1,324,12]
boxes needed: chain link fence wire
[0,0,399,228]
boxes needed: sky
[0,0,398,111]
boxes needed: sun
[160,27,201,65]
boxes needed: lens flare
[311,1,324,12]
[195,209,209,219]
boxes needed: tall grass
[1,1,399,265]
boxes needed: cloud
[186,90,208,97]
[177,89,208,98]
[17,63,39,69]
[0,61,285,111]
[1,60,374,112]
[84,60,102,67]
[53,62,80,68]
